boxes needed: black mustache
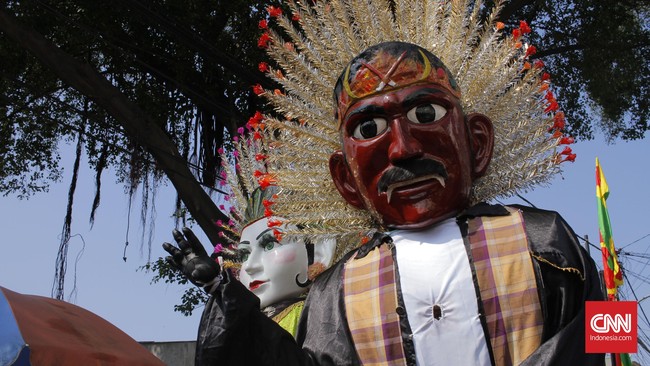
[377,159,448,194]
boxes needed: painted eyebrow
[255,228,274,240]
[346,88,445,119]
[402,88,446,108]
[238,241,251,245]
[346,104,386,119]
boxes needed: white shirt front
[391,218,491,366]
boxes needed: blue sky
[1,133,649,360]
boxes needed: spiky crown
[249,0,576,239]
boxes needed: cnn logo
[590,313,632,334]
[585,301,637,353]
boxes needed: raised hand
[162,227,221,292]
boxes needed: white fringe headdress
[250,0,575,240]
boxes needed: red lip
[249,280,267,291]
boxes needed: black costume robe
[195,204,605,365]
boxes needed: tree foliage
[140,258,209,316]
[0,0,272,200]
[496,0,649,141]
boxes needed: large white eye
[352,118,388,139]
[406,104,447,124]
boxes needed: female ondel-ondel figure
[235,186,337,335]
[163,134,341,337]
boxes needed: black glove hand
[162,227,221,293]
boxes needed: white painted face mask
[237,217,337,309]
[237,217,308,308]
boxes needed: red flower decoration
[258,33,271,48]
[248,111,264,129]
[495,22,505,30]
[258,62,269,73]
[267,6,282,18]
[560,146,573,155]
[268,219,283,227]
[559,136,575,145]
[545,90,556,102]
[534,60,545,69]
[258,19,268,29]
[550,111,566,130]
[273,229,284,241]
[512,28,521,40]
[253,131,263,140]
[562,153,577,163]
[541,72,551,81]
[558,146,577,163]
[292,13,300,21]
[519,20,531,34]
[544,91,558,113]
[264,207,274,217]
[252,111,264,122]
[255,153,268,161]
[254,170,263,178]
[252,84,265,95]
[525,45,537,57]
[544,101,559,113]
[258,173,277,189]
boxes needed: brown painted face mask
[329,42,494,229]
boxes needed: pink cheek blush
[270,248,297,264]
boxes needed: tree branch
[0,6,228,245]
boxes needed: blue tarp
[0,288,30,366]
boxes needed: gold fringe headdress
[251,0,576,239]
[215,125,359,265]
[213,125,277,261]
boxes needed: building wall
[140,341,195,366]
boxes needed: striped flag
[616,352,633,366]
[596,157,624,300]
[596,158,634,366]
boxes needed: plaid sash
[343,244,407,366]
[343,208,543,366]
[467,207,543,365]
